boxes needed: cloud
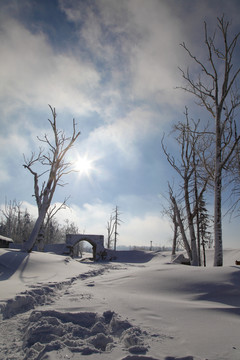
[79,105,167,171]
[0,133,29,155]
[49,200,113,236]
[59,0,134,64]
[121,214,172,248]
[21,201,38,218]
[0,132,30,183]
[125,1,185,106]
[0,17,100,115]
[59,0,194,110]
[52,200,172,248]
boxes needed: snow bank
[1,248,240,360]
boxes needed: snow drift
[0,248,240,360]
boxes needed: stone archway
[65,234,106,261]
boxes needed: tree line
[0,199,79,247]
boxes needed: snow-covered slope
[0,248,240,360]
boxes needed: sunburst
[74,154,95,177]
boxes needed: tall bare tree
[162,110,211,265]
[106,212,115,249]
[179,16,240,265]
[22,105,80,253]
[113,206,123,251]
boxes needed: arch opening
[73,239,96,260]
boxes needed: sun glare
[75,155,95,177]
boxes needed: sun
[74,155,94,177]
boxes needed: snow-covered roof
[0,235,13,242]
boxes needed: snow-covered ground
[0,248,240,360]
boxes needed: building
[0,235,13,248]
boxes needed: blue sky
[0,0,239,248]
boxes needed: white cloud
[59,0,192,110]
[0,133,29,155]
[54,200,172,248]
[121,214,172,248]
[125,1,187,106]
[21,201,38,218]
[0,17,100,115]
[53,200,112,236]
[81,105,165,169]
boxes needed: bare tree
[111,206,123,251]
[22,105,80,253]
[162,110,211,265]
[106,212,115,249]
[179,16,240,266]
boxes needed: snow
[1,248,240,359]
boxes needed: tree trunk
[22,201,49,253]
[171,194,192,261]
[214,115,223,266]
[214,169,223,266]
[171,208,178,257]
[194,165,201,266]
[202,237,207,267]
[189,222,198,266]
[184,176,198,265]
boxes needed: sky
[0,0,240,249]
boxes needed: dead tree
[106,213,115,249]
[162,110,211,265]
[178,16,240,266]
[113,206,123,251]
[22,105,80,253]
